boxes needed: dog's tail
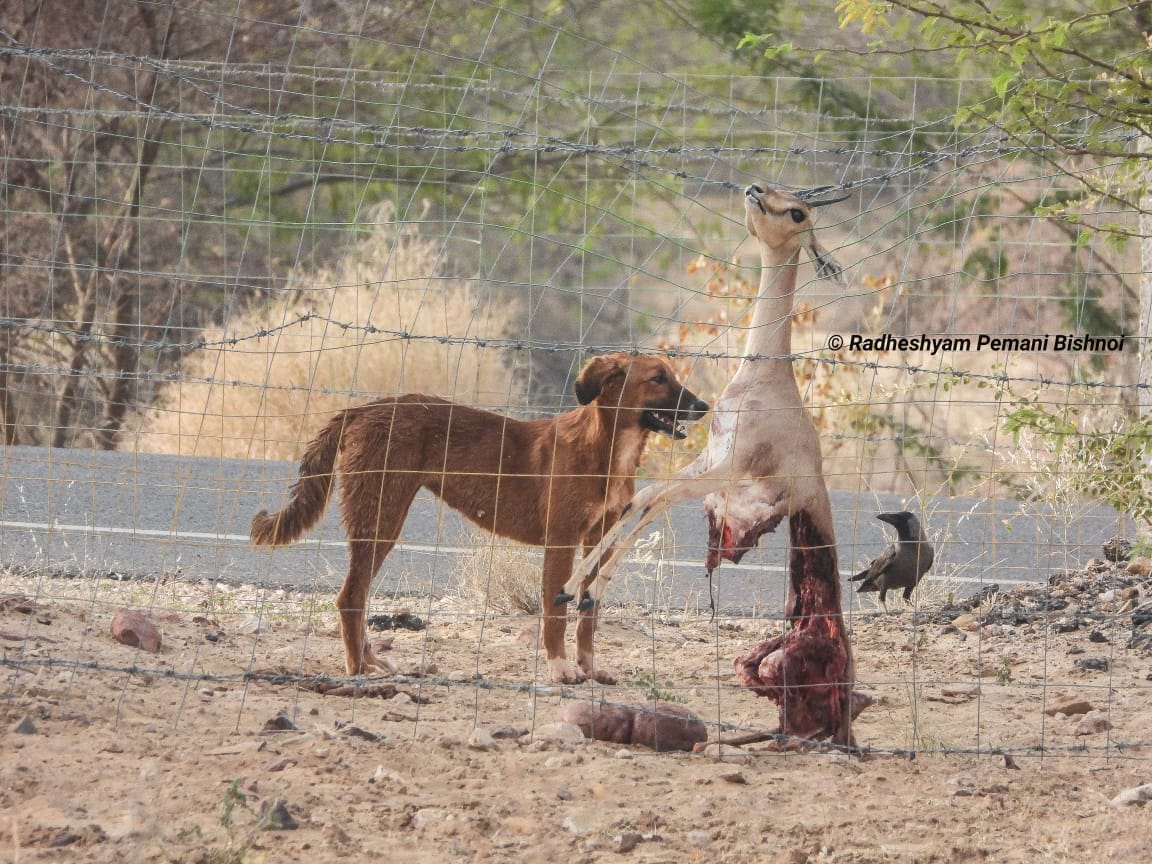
[250,413,346,547]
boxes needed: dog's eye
[649,373,666,385]
[789,208,806,223]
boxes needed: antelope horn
[805,192,851,207]
[807,237,844,284]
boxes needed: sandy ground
[2,572,1151,864]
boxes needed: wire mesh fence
[2,1,1149,788]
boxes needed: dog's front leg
[575,547,618,685]
[541,545,585,684]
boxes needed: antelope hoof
[577,592,597,612]
[553,591,574,606]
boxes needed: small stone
[614,748,633,759]
[110,609,162,653]
[561,811,597,835]
[771,852,809,864]
[1111,783,1152,807]
[719,771,748,784]
[1126,556,1152,576]
[467,727,499,751]
[699,743,751,763]
[1075,657,1110,673]
[1103,537,1132,563]
[262,709,298,732]
[491,726,528,740]
[1074,711,1112,735]
[1044,698,1094,717]
[616,831,643,853]
[13,715,38,735]
[533,722,586,744]
[235,615,266,635]
[321,822,352,847]
[952,614,980,632]
[1088,630,1109,644]
[259,798,298,830]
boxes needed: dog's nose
[679,396,709,417]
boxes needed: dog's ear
[573,354,625,405]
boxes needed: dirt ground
[2,573,1151,864]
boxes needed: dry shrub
[133,203,521,459]
[454,533,542,615]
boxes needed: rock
[1075,657,1110,672]
[616,831,643,853]
[235,615,266,635]
[952,614,980,632]
[110,609,162,653]
[699,742,751,763]
[1111,783,1152,807]
[13,714,38,734]
[1126,556,1152,575]
[259,798,298,830]
[533,722,586,744]
[771,850,809,864]
[467,727,499,751]
[1103,537,1132,562]
[1074,712,1112,735]
[262,709,298,732]
[321,822,352,847]
[1044,698,1094,717]
[490,726,528,740]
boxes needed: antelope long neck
[739,242,802,383]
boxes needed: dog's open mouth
[643,410,688,440]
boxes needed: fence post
[1141,135,1152,416]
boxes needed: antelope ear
[807,238,844,283]
[574,354,624,404]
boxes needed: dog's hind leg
[337,475,419,676]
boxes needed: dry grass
[453,533,543,615]
[132,202,522,460]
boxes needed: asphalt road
[0,445,1126,616]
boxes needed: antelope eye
[789,208,806,223]
[649,373,666,385]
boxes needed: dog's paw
[584,666,617,686]
[547,658,586,685]
[362,646,398,676]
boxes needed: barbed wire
[1,36,1140,200]
[1,314,1144,395]
[0,653,1140,758]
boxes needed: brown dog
[251,353,708,684]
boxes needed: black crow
[850,511,934,606]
